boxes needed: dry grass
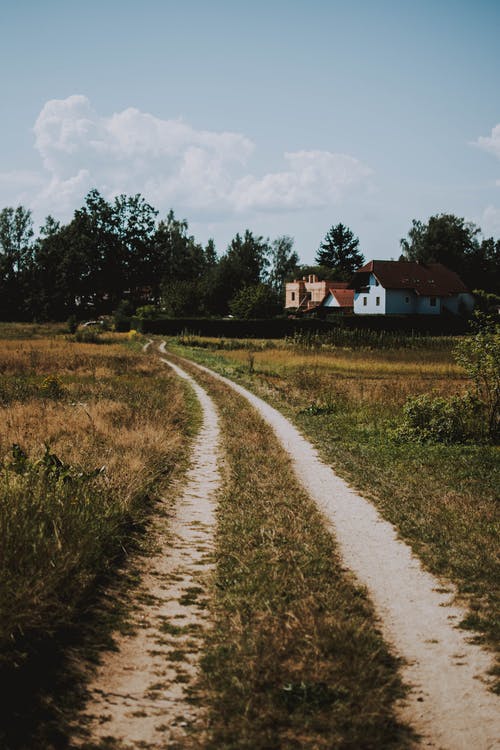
[0,335,191,662]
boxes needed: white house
[351,260,475,315]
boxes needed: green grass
[172,355,414,749]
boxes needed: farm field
[0,324,498,748]
[168,333,500,676]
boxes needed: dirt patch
[73,359,221,749]
[181,354,500,750]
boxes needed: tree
[268,236,299,295]
[400,214,500,294]
[228,284,281,319]
[315,223,364,280]
[153,211,210,284]
[0,206,34,319]
[206,230,270,315]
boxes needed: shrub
[454,313,500,440]
[394,392,482,444]
[67,314,78,334]
[74,326,102,344]
[39,375,65,400]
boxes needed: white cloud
[4,95,372,222]
[231,151,372,212]
[475,123,500,159]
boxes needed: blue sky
[1,0,499,263]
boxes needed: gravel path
[170,350,500,750]
[73,358,221,749]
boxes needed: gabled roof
[326,287,354,307]
[352,260,469,297]
[328,281,351,289]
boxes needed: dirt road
[169,351,499,750]
[74,358,221,749]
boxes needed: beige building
[285,275,351,312]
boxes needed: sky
[1,0,499,264]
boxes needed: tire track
[164,347,500,750]
[73,357,221,749]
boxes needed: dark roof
[352,260,469,297]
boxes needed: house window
[363,296,367,306]
[430,297,437,307]
[291,292,295,301]
[405,296,410,304]
[376,296,380,306]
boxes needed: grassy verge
[170,354,414,749]
[167,340,500,686]
[0,333,195,748]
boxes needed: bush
[67,314,78,334]
[454,313,500,440]
[393,392,482,444]
[74,326,102,343]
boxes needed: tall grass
[0,337,189,669]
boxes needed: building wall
[386,289,418,314]
[285,276,331,309]
[353,273,386,314]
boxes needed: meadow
[170,332,500,682]
[0,325,194,746]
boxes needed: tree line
[0,190,498,321]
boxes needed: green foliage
[207,230,271,315]
[66,314,78,334]
[473,289,500,314]
[74,325,102,343]
[315,223,364,279]
[160,279,205,317]
[393,392,481,444]
[0,446,113,660]
[228,283,281,319]
[135,304,160,320]
[39,375,65,400]
[268,235,299,294]
[400,213,500,294]
[454,313,500,440]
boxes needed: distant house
[322,286,355,312]
[285,275,353,313]
[350,260,474,316]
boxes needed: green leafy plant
[393,392,481,444]
[454,313,500,440]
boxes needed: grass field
[0,323,497,746]
[169,334,500,685]
[0,327,195,747]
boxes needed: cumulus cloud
[475,123,500,159]
[5,95,372,220]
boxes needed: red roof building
[350,260,474,315]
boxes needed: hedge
[131,314,469,338]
